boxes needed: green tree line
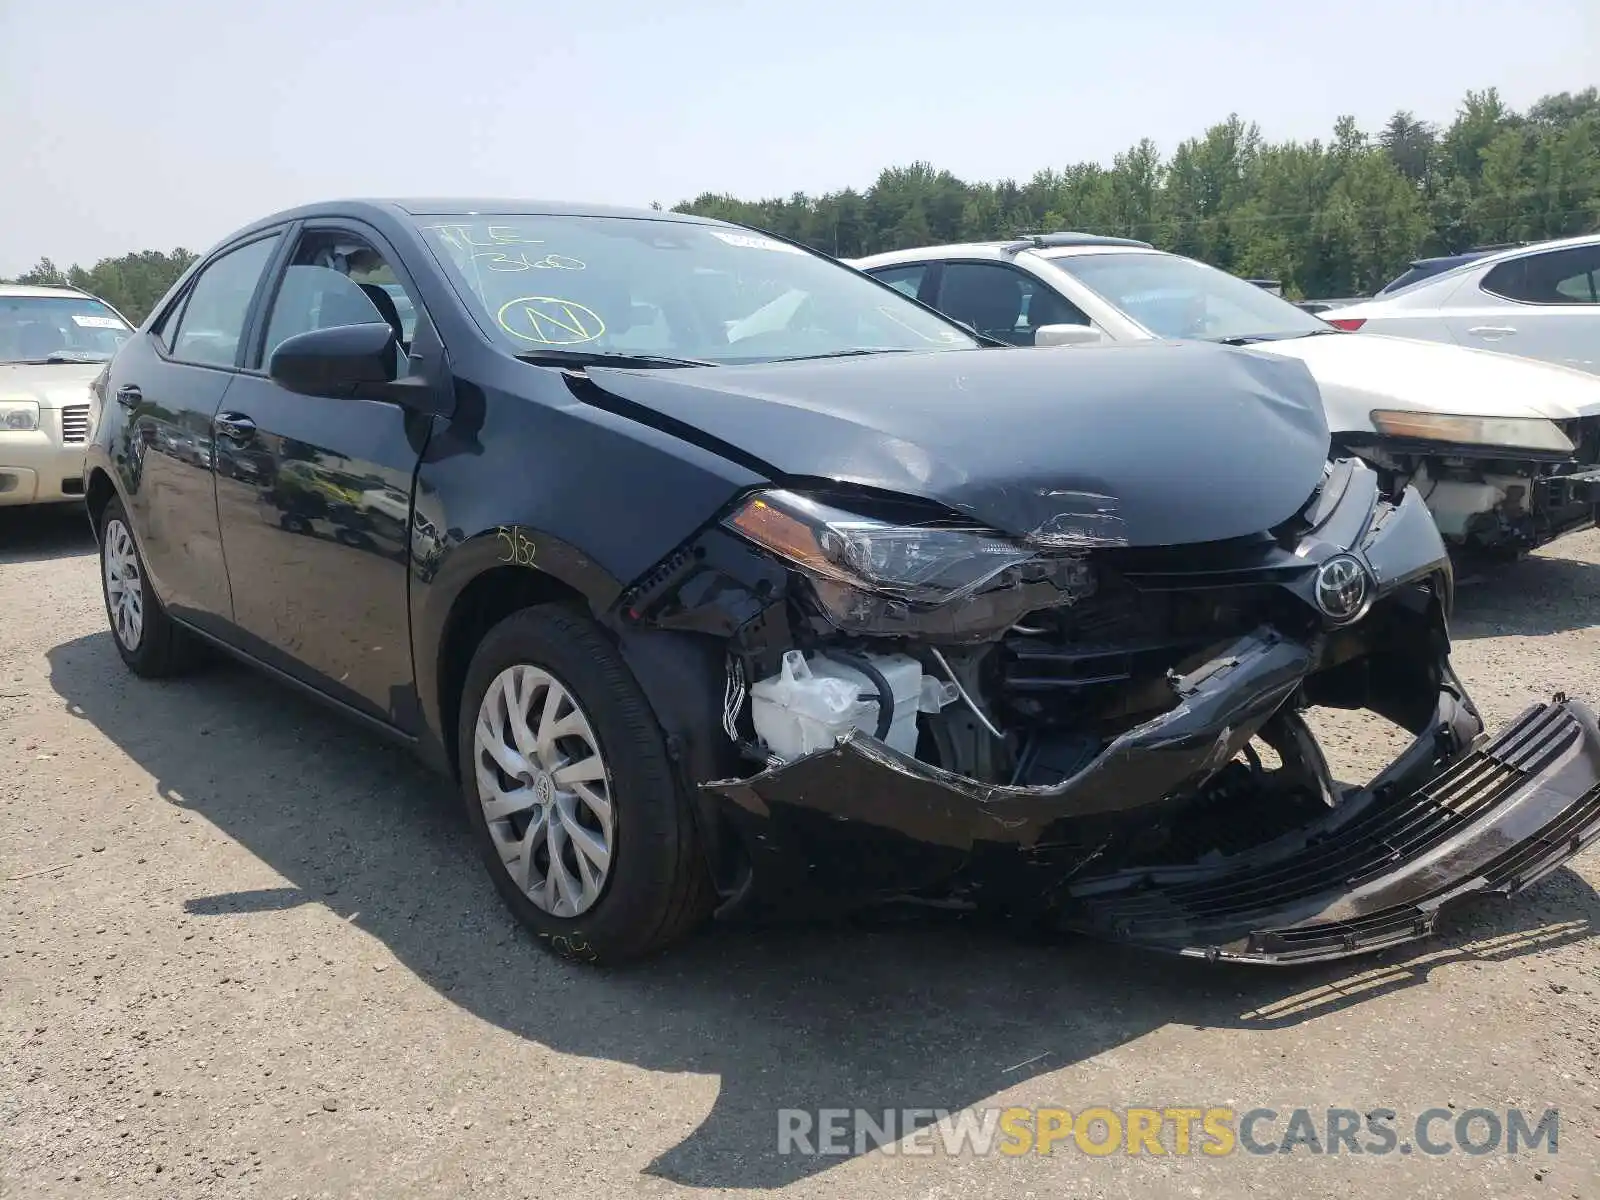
[676,86,1600,300]
[5,249,196,324]
[7,86,1597,312]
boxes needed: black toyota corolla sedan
[83,199,1600,965]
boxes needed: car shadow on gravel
[1452,550,1600,640]
[47,629,1600,1190]
[0,504,94,564]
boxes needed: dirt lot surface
[4,505,1599,1199]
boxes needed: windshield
[415,215,978,364]
[1048,252,1331,341]
[0,294,132,364]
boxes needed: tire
[98,497,200,678]
[457,605,713,964]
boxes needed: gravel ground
[3,504,1599,1200]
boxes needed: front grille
[996,572,1289,727]
[59,404,91,444]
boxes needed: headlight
[0,400,40,432]
[726,489,1038,603]
[1370,410,1574,453]
[724,489,1097,634]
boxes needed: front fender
[408,503,628,768]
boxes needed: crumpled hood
[1254,331,1600,427]
[584,340,1330,548]
[0,362,103,409]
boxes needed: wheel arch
[432,562,589,781]
[419,533,747,898]
[85,466,118,542]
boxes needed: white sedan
[851,236,1600,556]
[1320,234,1600,376]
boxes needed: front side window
[1048,251,1330,342]
[0,294,132,364]
[414,215,977,364]
[170,235,281,368]
[1482,246,1600,305]
[258,232,418,374]
[933,262,1089,345]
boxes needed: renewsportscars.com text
[777,1105,1559,1158]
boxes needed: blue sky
[1,0,1594,275]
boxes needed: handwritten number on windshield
[473,252,587,273]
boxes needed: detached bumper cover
[1061,696,1600,963]
[706,692,1600,963]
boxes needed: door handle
[115,384,142,407]
[1468,325,1517,338]
[215,412,257,442]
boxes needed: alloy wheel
[473,664,615,917]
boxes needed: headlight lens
[1370,410,1574,453]
[726,489,1038,603]
[0,400,41,432]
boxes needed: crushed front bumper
[1062,695,1600,963]
[705,666,1600,963]
[693,460,1600,962]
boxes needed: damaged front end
[1341,413,1600,556]
[616,460,1600,964]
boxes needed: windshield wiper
[513,349,719,369]
[766,348,920,363]
[4,352,110,365]
[1214,329,1340,347]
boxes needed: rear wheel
[99,497,199,677]
[457,606,713,963]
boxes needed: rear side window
[169,235,281,367]
[870,264,927,299]
[1481,245,1600,305]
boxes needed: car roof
[223,198,727,243]
[1404,231,1600,285]
[0,282,101,300]
[1351,231,1600,306]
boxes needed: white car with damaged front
[852,237,1600,557]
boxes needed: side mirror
[1035,324,1107,348]
[268,322,398,398]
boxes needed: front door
[212,222,438,725]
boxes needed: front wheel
[98,497,199,677]
[457,606,713,963]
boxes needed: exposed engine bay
[1339,415,1600,556]
[616,458,1600,964]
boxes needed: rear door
[106,231,285,634]
[1444,244,1600,374]
[211,219,441,726]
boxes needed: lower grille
[60,404,91,443]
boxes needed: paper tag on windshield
[71,314,127,330]
[710,231,803,254]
